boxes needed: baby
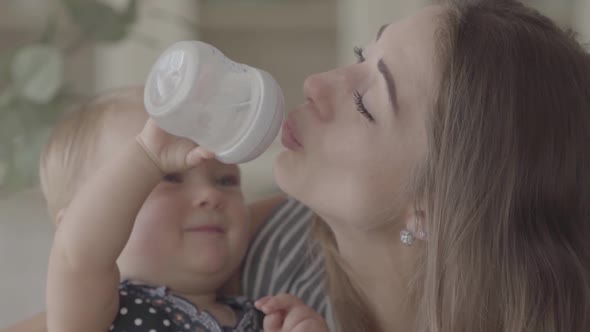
[41,87,263,331]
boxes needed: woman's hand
[136,119,215,174]
[255,294,330,332]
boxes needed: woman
[274,0,590,330]
[6,0,590,331]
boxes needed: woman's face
[274,6,442,230]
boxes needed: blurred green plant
[0,0,138,191]
[0,0,290,192]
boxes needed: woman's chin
[273,152,300,197]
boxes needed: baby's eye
[216,175,240,187]
[163,173,183,183]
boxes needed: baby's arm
[47,140,164,332]
[47,120,208,332]
[3,196,288,332]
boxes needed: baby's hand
[255,294,330,332]
[136,119,214,174]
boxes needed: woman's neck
[329,220,419,331]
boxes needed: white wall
[337,0,429,64]
[572,0,590,44]
[0,190,51,327]
[94,0,200,91]
[529,0,574,25]
[336,0,589,65]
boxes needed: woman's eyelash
[352,48,373,122]
[353,91,375,122]
[353,46,365,62]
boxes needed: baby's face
[118,159,250,293]
[102,105,251,293]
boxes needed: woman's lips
[281,116,303,150]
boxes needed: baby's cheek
[124,225,162,260]
[118,226,174,281]
[228,225,251,260]
[128,211,177,258]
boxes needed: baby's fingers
[262,311,285,332]
[282,306,328,332]
[255,293,304,314]
[186,147,215,167]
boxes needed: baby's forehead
[205,159,241,174]
[103,103,147,131]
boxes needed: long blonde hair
[313,219,381,332]
[317,1,590,331]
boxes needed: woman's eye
[353,46,366,63]
[353,91,375,122]
[163,173,183,183]
[217,175,240,187]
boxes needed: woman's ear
[406,210,428,241]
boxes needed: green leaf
[61,0,136,42]
[0,108,25,141]
[124,0,138,23]
[10,44,64,104]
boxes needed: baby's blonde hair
[39,86,144,221]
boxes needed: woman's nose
[303,68,347,122]
[191,186,224,210]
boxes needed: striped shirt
[241,198,334,328]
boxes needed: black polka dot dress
[109,281,263,332]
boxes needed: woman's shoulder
[242,197,329,317]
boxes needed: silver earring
[400,229,415,246]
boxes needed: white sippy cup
[144,41,285,164]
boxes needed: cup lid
[215,69,285,163]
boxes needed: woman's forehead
[377,6,442,63]
[376,6,443,107]
[381,5,443,37]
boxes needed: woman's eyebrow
[376,24,390,41]
[378,59,399,113]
